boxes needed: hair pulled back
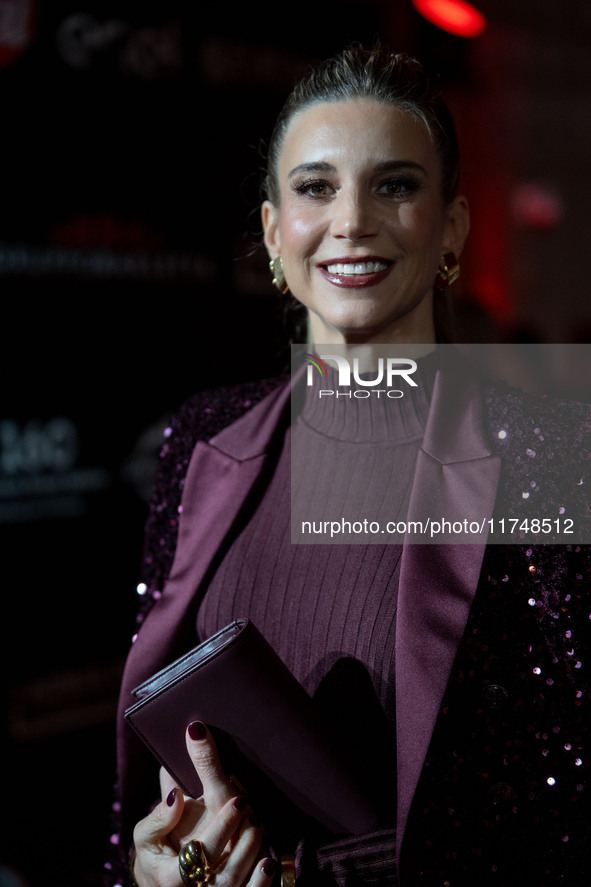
[263,43,460,207]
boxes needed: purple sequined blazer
[108,357,591,887]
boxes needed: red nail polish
[188,721,206,741]
[167,788,178,807]
[262,858,276,877]
[233,795,247,811]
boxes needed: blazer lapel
[396,350,501,858]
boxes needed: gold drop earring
[434,251,460,290]
[269,256,289,295]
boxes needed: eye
[292,179,335,198]
[377,176,420,198]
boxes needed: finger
[248,858,277,886]
[212,817,264,886]
[159,765,178,800]
[196,794,249,864]
[133,786,184,850]
[186,721,234,809]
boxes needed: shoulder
[153,376,289,516]
[481,382,591,537]
[165,375,289,454]
[482,382,591,462]
[483,382,591,446]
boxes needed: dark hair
[263,42,460,206]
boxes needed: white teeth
[325,261,389,275]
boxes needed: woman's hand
[132,721,275,886]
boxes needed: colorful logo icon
[304,353,328,377]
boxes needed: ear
[441,195,470,258]
[261,200,281,259]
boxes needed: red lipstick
[318,256,394,289]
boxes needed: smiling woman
[261,99,469,344]
[110,42,591,887]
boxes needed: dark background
[1,1,590,884]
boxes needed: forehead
[278,98,437,176]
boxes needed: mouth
[318,256,394,288]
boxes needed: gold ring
[178,840,213,885]
[280,854,296,887]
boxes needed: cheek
[397,204,445,253]
[280,205,322,254]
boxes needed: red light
[413,0,486,38]
[511,183,564,230]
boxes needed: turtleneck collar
[297,349,438,444]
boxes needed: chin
[328,306,406,337]
[317,322,397,346]
[311,308,435,345]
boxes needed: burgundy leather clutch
[124,619,383,839]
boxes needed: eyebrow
[287,159,427,178]
[375,160,427,175]
[288,161,336,178]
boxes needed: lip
[317,255,395,289]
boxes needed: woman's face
[262,98,469,344]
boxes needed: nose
[329,191,378,241]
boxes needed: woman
[108,44,590,887]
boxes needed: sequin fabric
[402,542,590,886]
[106,377,590,887]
